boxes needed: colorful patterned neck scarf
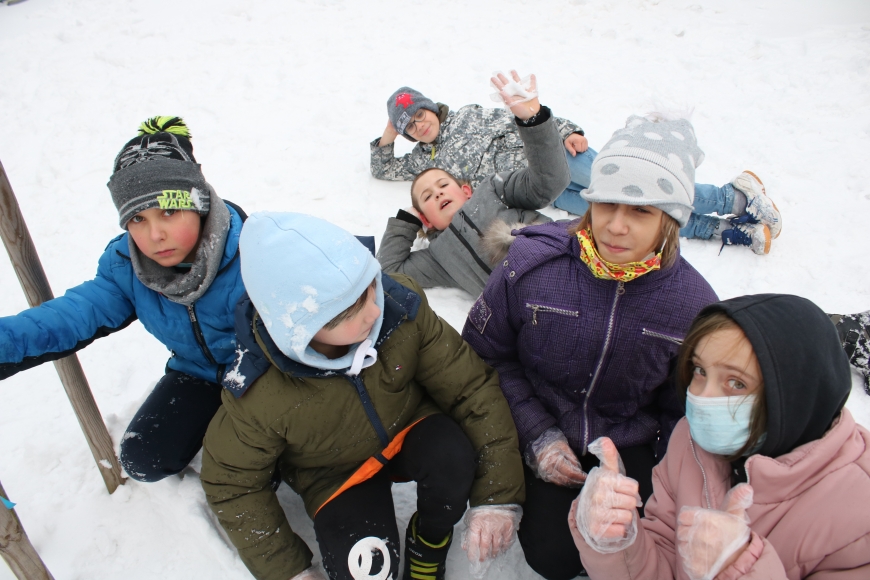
[577,228,661,282]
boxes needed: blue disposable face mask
[686,392,765,456]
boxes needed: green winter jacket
[201,273,524,580]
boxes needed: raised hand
[677,483,753,580]
[378,119,400,147]
[570,437,643,553]
[490,70,541,121]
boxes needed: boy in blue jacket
[0,116,247,482]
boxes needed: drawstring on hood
[347,338,378,376]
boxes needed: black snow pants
[119,370,223,482]
[313,414,476,580]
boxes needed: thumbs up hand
[570,437,643,554]
[676,483,754,580]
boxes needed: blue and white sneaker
[732,171,782,239]
[720,218,772,255]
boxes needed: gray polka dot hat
[581,115,705,227]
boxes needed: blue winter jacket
[0,202,246,385]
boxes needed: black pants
[314,414,476,580]
[119,371,223,482]
[517,444,657,580]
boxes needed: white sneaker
[732,171,782,239]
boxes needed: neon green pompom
[137,116,191,138]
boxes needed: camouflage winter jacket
[201,273,524,580]
[370,103,582,187]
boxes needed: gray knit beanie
[107,116,211,228]
[387,87,440,141]
[582,115,704,227]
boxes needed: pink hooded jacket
[574,293,870,579]
[575,410,870,579]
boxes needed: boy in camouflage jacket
[370,84,591,210]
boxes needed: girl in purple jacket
[461,115,719,580]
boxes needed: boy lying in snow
[377,71,570,297]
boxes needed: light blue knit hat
[239,212,384,371]
[582,115,704,227]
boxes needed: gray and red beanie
[387,87,440,141]
[107,116,211,228]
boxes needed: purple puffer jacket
[461,221,717,458]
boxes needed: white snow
[1,0,869,579]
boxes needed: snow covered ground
[1,0,869,578]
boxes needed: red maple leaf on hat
[395,93,414,109]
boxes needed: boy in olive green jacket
[200,212,524,580]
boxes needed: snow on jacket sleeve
[0,242,137,380]
[201,399,314,580]
[493,109,571,212]
[376,212,459,289]
[369,137,427,182]
[461,265,557,453]
[405,274,525,507]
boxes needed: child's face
[412,170,473,231]
[590,203,664,264]
[405,109,440,143]
[689,326,762,398]
[310,286,381,352]
[127,208,201,267]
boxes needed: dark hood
[700,294,851,458]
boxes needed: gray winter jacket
[370,104,582,187]
[376,108,571,297]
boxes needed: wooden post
[0,481,54,580]
[0,159,125,494]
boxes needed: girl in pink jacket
[569,293,870,579]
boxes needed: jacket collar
[507,221,682,291]
[688,410,864,507]
[223,273,421,398]
[115,201,244,272]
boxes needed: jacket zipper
[582,281,625,454]
[689,437,712,509]
[187,303,218,370]
[525,303,579,325]
[641,328,684,346]
[449,211,493,275]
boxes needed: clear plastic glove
[489,70,541,120]
[573,437,643,554]
[461,505,522,579]
[526,428,587,487]
[677,483,754,580]
[289,564,328,580]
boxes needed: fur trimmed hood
[481,219,549,266]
